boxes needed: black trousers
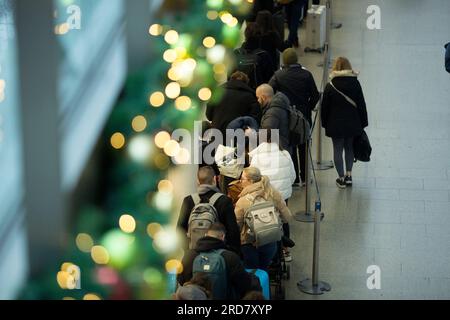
[290,143,307,183]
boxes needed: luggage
[353,130,372,162]
[246,269,270,300]
[244,195,283,248]
[305,5,327,52]
[215,144,245,179]
[193,249,228,300]
[187,193,222,249]
[234,47,273,89]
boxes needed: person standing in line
[256,84,291,152]
[235,167,292,271]
[248,130,296,261]
[321,57,368,189]
[255,10,288,71]
[269,48,320,187]
[283,0,306,48]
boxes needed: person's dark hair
[198,166,216,185]
[230,71,250,84]
[244,22,261,42]
[207,222,226,237]
[242,290,266,300]
[255,10,275,34]
[189,272,212,295]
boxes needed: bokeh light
[76,233,94,253]
[149,91,165,107]
[158,180,174,194]
[175,96,192,111]
[164,30,179,45]
[203,36,216,48]
[101,230,137,270]
[154,131,171,149]
[198,88,212,101]
[110,133,125,149]
[163,140,180,157]
[146,223,163,239]
[165,259,183,274]
[91,246,110,265]
[128,135,154,163]
[149,24,163,36]
[119,214,136,234]
[131,115,147,133]
[165,82,181,99]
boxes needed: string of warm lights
[25,0,252,301]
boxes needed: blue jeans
[241,242,278,271]
[285,0,304,45]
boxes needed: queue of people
[175,3,369,298]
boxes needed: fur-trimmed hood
[330,69,359,80]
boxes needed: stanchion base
[313,160,334,170]
[297,279,331,295]
[295,211,325,223]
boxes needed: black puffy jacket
[321,71,368,139]
[269,64,320,124]
[206,80,261,136]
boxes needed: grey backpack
[244,195,283,248]
[187,193,222,249]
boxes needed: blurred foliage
[20,0,249,300]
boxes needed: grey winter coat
[260,92,291,150]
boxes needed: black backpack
[234,47,273,89]
[353,130,372,162]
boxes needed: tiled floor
[286,0,450,299]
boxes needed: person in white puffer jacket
[249,138,296,201]
[248,132,296,262]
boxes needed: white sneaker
[283,250,293,262]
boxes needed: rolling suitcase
[304,4,327,52]
[246,269,271,300]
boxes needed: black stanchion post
[297,201,331,295]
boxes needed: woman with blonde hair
[321,57,369,188]
[234,167,292,270]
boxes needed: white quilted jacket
[249,143,296,200]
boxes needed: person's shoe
[293,38,299,48]
[283,250,293,262]
[336,178,347,189]
[282,236,296,248]
[344,176,353,187]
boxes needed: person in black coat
[247,0,275,22]
[269,48,320,185]
[255,10,289,71]
[445,42,450,73]
[256,84,291,151]
[241,23,275,86]
[321,57,368,189]
[206,71,261,138]
[177,166,241,254]
[178,223,255,300]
